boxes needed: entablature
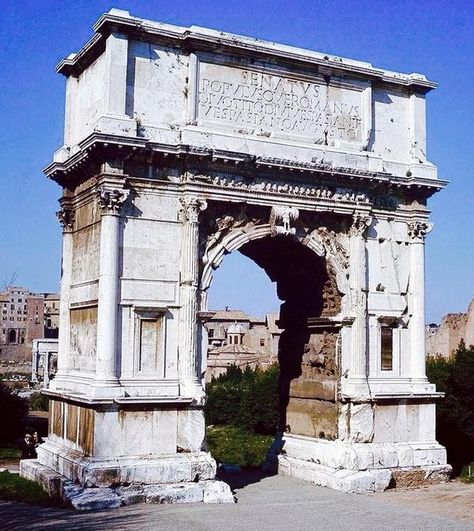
[45,134,447,205]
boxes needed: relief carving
[321,264,342,316]
[56,207,75,232]
[302,332,338,378]
[270,206,299,236]
[349,212,372,237]
[407,220,433,242]
[201,205,264,265]
[179,197,208,223]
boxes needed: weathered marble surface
[30,8,449,503]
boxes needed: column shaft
[178,198,206,395]
[349,231,368,378]
[54,207,74,386]
[94,186,129,389]
[408,223,431,380]
[95,213,120,384]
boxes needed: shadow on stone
[217,466,277,493]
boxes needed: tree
[0,383,29,443]
[205,364,279,435]
[427,341,474,474]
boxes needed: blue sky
[0,0,472,322]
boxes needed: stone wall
[426,299,474,358]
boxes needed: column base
[277,434,451,493]
[35,440,216,487]
[278,455,451,493]
[20,459,234,510]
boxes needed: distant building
[201,308,281,380]
[43,293,60,337]
[426,298,474,358]
[0,286,60,364]
[32,338,58,387]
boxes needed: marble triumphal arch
[22,9,451,505]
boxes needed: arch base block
[278,434,452,493]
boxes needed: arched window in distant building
[226,323,245,346]
[8,329,16,343]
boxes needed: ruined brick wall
[426,299,474,358]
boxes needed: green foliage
[206,364,279,435]
[0,447,21,462]
[0,471,52,505]
[460,462,474,483]
[426,354,454,393]
[29,392,49,412]
[0,383,29,443]
[427,341,474,474]
[206,425,273,467]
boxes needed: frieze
[192,173,371,204]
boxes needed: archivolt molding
[199,217,350,299]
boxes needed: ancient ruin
[21,9,451,506]
[426,299,474,359]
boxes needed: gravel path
[1,472,472,531]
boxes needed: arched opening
[202,231,342,473]
[8,329,16,344]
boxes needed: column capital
[179,197,207,223]
[97,186,129,215]
[349,212,372,237]
[408,220,433,242]
[56,207,75,232]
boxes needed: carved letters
[198,63,364,143]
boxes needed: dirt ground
[372,479,474,523]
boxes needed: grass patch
[460,463,474,483]
[207,425,273,468]
[0,447,21,462]
[0,471,52,505]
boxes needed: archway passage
[232,235,342,439]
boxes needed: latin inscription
[198,63,364,142]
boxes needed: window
[260,338,265,347]
[380,327,393,371]
[208,328,214,338]
[8,330,16,343]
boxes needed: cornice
[44,132,448,199]
[57,10,436,93]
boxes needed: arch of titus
[22,9,451,505]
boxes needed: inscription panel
[197,62,368,143]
